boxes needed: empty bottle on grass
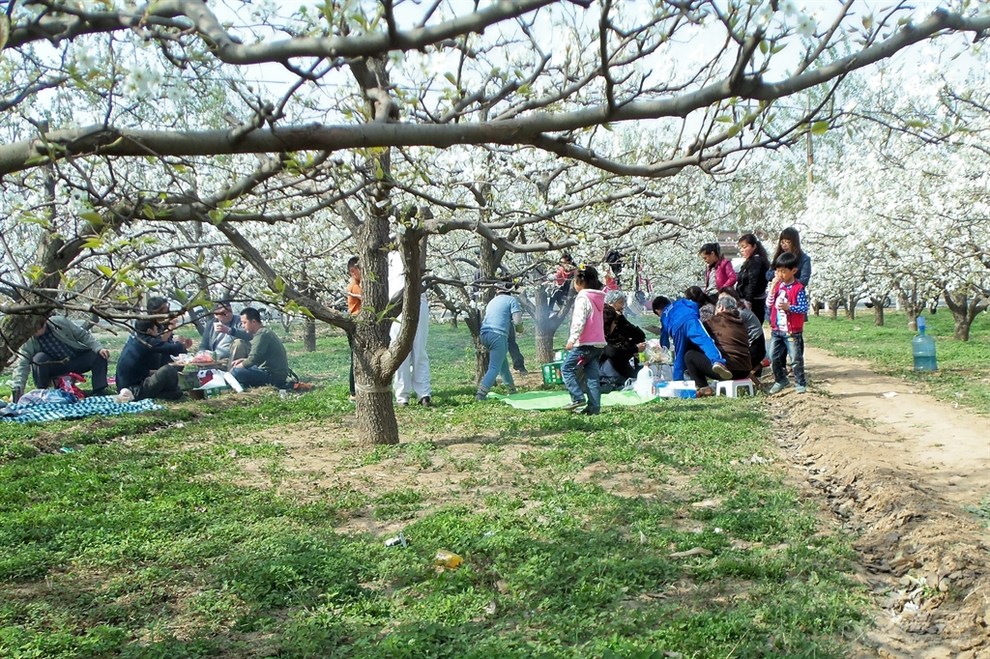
[912,316,937,372]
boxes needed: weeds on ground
[0,324,870,657]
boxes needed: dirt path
[769,347,990,658]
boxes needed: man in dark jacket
[116,319,187,400]
[10,316,110,401]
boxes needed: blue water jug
[912,316,937,371]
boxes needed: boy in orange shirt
[346,257,362,400]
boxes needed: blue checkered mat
[0,395,164,424]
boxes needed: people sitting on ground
[702,298,753,380]
[230,307,289,389]
[655,286,732,398]
[549,253,576,311]
[10,315,111,402]
[116,319,187,401]
[601,290,646,383]
[699,242,738,294]
[476,280,523,400]
[199,300,251,363]
[717,287,767,375]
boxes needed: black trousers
[683,350,749,387]
[131,366,181,401]
[507,325,526,372]
[31,350,108,391]
[750,298,767,325]
[602,345,638,381]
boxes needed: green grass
[0,322,878,657]
[802,309,990,415]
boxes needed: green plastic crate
[541,361,564,385]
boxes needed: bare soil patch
[771,347,990,658]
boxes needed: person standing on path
[767,227,812,289]
[699,242,737,294]
[768,252,810,395]
[735,233,771,323]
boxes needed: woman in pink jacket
[699,242,737,293]
[561,265,607,415]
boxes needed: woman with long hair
[768,227,812,288]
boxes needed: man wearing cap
[9,316,110,402]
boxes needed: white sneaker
[712,363,732,380]
[769,382,787,394]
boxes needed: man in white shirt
[388,249,433,406]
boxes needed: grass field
[0,322,881,657]
[802,309,990,415]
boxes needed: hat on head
[604,290,626,306]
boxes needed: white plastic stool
[716,379,755,397]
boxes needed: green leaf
[759,40,768,54]
[715,115,733,123]
[0,15,9,51]
[96,265,114,278]
[443,72,457,85]
[811,121,830,135]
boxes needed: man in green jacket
[229,307,288,389]
[10,316,111,401]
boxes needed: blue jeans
[231,365,275,389]
[770,331,806,387]
[562,345,604,413]
[479,329,514,394]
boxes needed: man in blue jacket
[656,287,732,397]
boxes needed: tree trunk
[828,298,839,320]
[871,298,885,327]
[304,318,317,352]
[845,294,856,320]
[536,328,556,365]
[474,334,488,385]
[942,288,990,342]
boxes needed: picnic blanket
[491,389,654,410]
[0,395,163,424]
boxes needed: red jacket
[705,258,737,292]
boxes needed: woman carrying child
[561,265,607,415]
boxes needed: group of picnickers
[476,227,813,414]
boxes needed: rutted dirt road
[770,347,990,658]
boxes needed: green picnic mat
[490,389,653,410]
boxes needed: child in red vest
[768,252,810,394]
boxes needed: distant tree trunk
[942,288,989,342]
[304,318,317,352]
[870,297,885,326]
[828,298,839,320]
[474,334,488,385]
